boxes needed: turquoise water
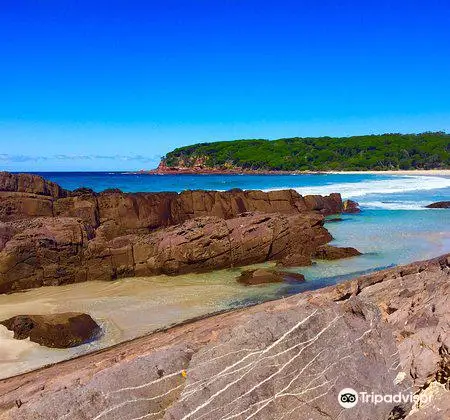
[34,171,450,296]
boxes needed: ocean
[1,171,449,378]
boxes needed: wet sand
[0,266,280,379]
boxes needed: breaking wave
[264,176,450,199]
[361,201,430,210]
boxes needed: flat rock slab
[0,312,101,348]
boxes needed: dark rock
[236,268,305,285]
[0,313,100,348]
[343,199,361,213]
[313,244,362,260]
[426,201,450,208]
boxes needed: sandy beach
[327,169,450,176]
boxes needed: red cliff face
[0,172,351,293]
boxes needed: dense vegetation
[163,132,450,171]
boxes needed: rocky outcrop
[0,313,100,348]
[426,201,450,209]
[313,244,362,260]
[303,192,343,215]
[0,211,330,293]
[343,199,361,213]
[0,172,358,293]
[236,268,305,285]
[0,172,66,198]
[0,254,448,419]
[0,172,346,226]
[276,252,314,267]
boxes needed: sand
[327,169,450,176]
[0,265,279,379]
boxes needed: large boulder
[303,193,343,215]
[0,313,100,348]
[0,217,91,293]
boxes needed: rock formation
[0,254,447,419]
[0,172,360,293]
[236,268,305,285]
[426,201,450,209]
[313,244,362,260]
[0,313,100,348]
[343,199,361,213]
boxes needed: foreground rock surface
[0,172,355,293]
[0,313,101,348]
[0,254,448,419]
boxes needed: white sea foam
[362,201,430,211]
[263,176,450,199]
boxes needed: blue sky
[1,0,449,171]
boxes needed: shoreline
[138,168,450,176]
[326,169,450,176]
[1,253,448,419]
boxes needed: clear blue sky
[1,0,449,171]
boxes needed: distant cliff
[153,132,450,173]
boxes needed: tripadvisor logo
[338,387,432,408]
[338,388,358,408]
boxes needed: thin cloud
[0,154,160,163]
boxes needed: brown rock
[276,253,313,267]
[426,201,450,209]
[133,212,331,275]
[0,172,66,198]
[236,268,305,285]
[343,199,361,213]
[0,217,90,293]
[0,313,100,348]
[313,244,362,260]
[0,193,54,222]
[304,192,343,215]
[0,171,345,293]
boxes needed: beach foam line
[263,175,450,199]
[361,201,430,211]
